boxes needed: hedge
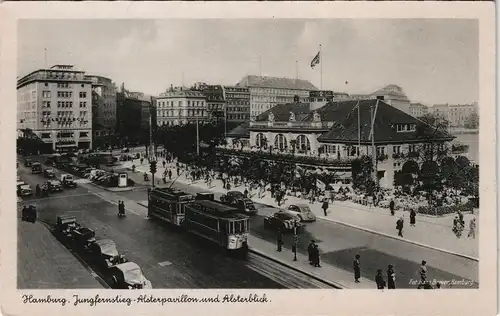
[417,203,473,216]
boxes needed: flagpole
[319,44,323,90]
[44,48,47,68]
[295,60,298,80]
[357,100,361,156]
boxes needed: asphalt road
[17,162,283,289]
[118,177,479,289]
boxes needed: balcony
[249,121,333,130]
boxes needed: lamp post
[292,222,298,261]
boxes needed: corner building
[17,65,92,152]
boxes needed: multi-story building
[116,87,156,146]
[86,75,117,148]
[17,64,92,152]
[199,85,225,121]
[226,97,454,189]
[222,86,250,124]
[235,75,318,119]
[431,103,478,127]
[409,103,429,118]
[370,84,411,115]
[155,87,208,127]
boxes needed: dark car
[264,211,302,232]
[44,168,56,179]
[46,180,63,192]
[24,159,33,167]
[220,191,258,215]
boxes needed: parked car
[264,210,302,232]
[24,158,33,167]
[89,239,128,271]
[46,180,63,192]
[108,262,152,289]
[44,168,56,179]
[31,162,42,174]
[286,204,317,222]
[18,184,33,196]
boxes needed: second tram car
[147,188,194,226]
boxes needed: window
[377,146,386,156]
[42,91,51,98]
[392,145,401,154]
[408,144,416,152]
[80,132,89,137]
[188,100,191,106]
[296,135,311,152]
[79,92,87,98]
[41,133,51,139]
[256,133,267,148]
[274,134,287,151]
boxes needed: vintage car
[108,262,152,289]
[21,205,37,223]
[286,204,317,222]
[61,174,77,188]
[44,168,56,179]
[24,158,33,167]
[31,162,42,174]
[56,215,79,234]
[220,191,258,215]
[264,210,302,232]
[18,184,33,197]
[89,239,128,271]
[47,180,63,192]
[68,226,97,250]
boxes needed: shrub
[417,203,473,216]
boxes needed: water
[452,132,479,164]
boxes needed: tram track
[246,251,342,289]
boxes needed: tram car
[147,188,250,253]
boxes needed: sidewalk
[248,235,376,289]
[17,220,103,289]
[130,161,478,260]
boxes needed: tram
[147,188,250,252]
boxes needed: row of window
[227,114,249,121]
[40,131,88,139]
[157,100,205,107]
[158,110,206,117]
[227,107,248,113]
[41,91,88,99]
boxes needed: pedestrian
[117,200,122,213]
[389,199,395,216]
[410,209,416,227]
[387,264,396,289]
[312,244,321,267]
[168,169,172,180]
[396,216,404,237]
[458,210,464,226]
[276,190,283,206]
[468,217,476,239]
[307,240,316,265]
[244,188,249,198]
[176,167,180,177]
[163,160,166,169]
[35,184,41,197]
[375,269,386,289]
[321,199,329,216]
[277,229,283,252]
[140,158,144,165]
[417,260,427,289]
[353,254,361,283]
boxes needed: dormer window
[395,123,416,132]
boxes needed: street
[17,161,284,289]
[118,172,479,289]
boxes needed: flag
[310,51,320,69]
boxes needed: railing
[249,121,333,129]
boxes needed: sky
[18,19,478,105]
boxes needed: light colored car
[47,180,63,192]
[286,204,317,222]
[18,184,33,196]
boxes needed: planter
[417,203,473,216]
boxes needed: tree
[419,160,442,193]
[351,155,375,193]
[415,113,452,163]
[464,111,479,129]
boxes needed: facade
[227,98,454,189]
[116,88,155,146]
[409,103,429,118]
[17,64,93,152]
[431,103,478,127]
[222,86,250,123]
[155,87,208,127]
[86,75,117,147]
[370,84,411,115]
[200,85,226,122]
[235,75,317,119]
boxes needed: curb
[250,199,479,262]
[319,217,479,262]
[248,248,344,289]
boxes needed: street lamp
[292,222,299,261]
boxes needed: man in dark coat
[389,200,395,216]
[353,254,361,283]
[35,184,41,197]
[417,260,428,289]
[276,229,283,252]
[307,240,316,265]
[312,244,321,267]
[244,188,249,198]
[168,169,172,180]
[410,209,416,227]
[321,199,329,216]
[375,269,386,289]
[387,264,396,289]
[396,217,404,237]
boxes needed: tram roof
[188,200,249,220]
